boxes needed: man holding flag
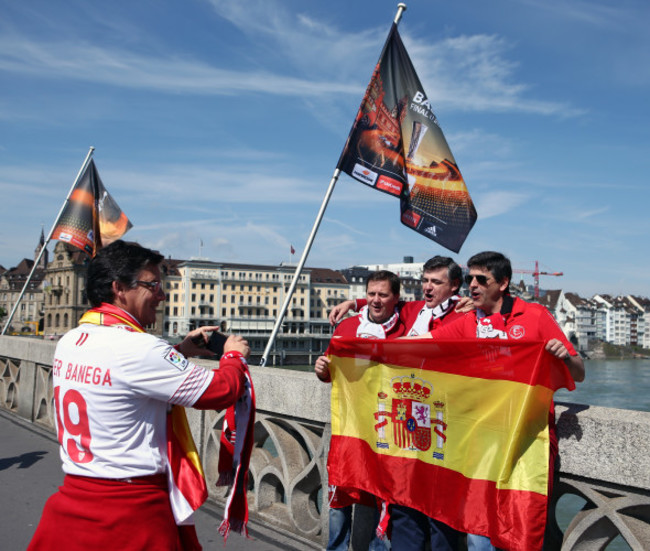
[429,251,585,550]
[328,256,467,550]
[29,240,254,551]
[315,270,405,551]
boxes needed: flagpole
[1,147,95,336]
[394,2,407,24]
[260,168,341,367]
[259,4,409,367]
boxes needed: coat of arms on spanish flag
[327,338,575,550]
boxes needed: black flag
[338,24,477,253]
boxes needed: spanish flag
[327,338,575,550]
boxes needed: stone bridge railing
[1,335,649,550]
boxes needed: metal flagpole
[394,2,407,24]
[260,168,340,367]
[259,3,408,367]
[1,147,95,336]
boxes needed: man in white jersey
[29,240,251,551]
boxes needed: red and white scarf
[356,306,399,338]
[216,355,256,541]
[407,295,460,336]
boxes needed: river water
[555,358,650,411]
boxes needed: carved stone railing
[1,335,649,550]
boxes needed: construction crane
[512,261,563,299]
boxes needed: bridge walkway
[0,409,307,551]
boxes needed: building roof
[1,258,45,290]
[310,268,347,284]
[538,289,562,310]
[161,258,183,277]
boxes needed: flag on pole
[290,245,296,255]
[326,338,575,551]
[51,160,132,256]
[337,24,477,253]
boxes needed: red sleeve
[192,351,248,410]
[430,313,474,339]
[538,306,578,356]
[398,300,424,330]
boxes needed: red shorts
[28,474,200,550]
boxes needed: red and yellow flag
[327,338,575,551]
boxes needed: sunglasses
[464,274,492,286]
[135,280,162,293]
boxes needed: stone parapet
[1,335,648,550]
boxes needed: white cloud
[474,191,530,219]
[405,33,582,116]
[0,36,359,98]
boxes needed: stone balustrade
[1,335,649,550]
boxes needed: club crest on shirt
[374,374,447,461]
[509,325,525,339]
[164,347,189,371]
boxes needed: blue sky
[1,0,648,297]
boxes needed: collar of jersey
[79,303,145,333]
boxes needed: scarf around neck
[407,295,460,336]
[356,305,399,338]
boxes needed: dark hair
[423,256,462,294]
[366,270,400,296]
[86,240,164,307]
[467,251,512,290]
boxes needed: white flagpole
[259,3,408,367]
[1,147,95,336]
[394,2,407,24]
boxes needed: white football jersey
[52,323,213,479]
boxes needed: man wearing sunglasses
[29,240,251,551]
[431,251,585,551]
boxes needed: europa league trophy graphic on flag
[338,23,477,253]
